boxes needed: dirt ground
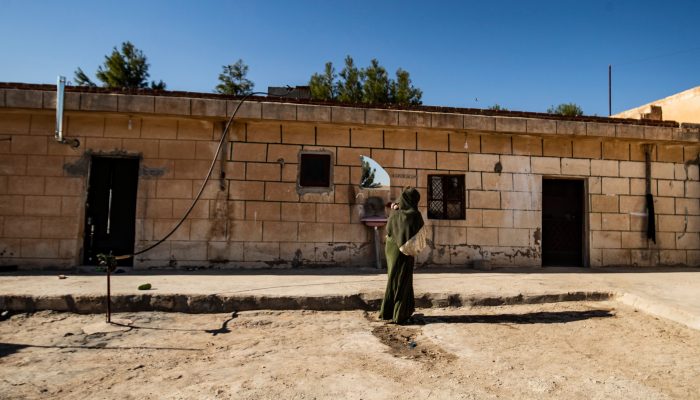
[0,301,698,400]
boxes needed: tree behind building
[309,56,421,105]
[74,41,166,90]
[215,59,254,96]
[547,103,583,116]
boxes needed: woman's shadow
[404,309,614,325]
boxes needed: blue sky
[2,0,699,116]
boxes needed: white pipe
[55,76,65,142]
[54,76,79,148]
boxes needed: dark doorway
[542,179,584,266]
[83,157,139,266]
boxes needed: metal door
[83,157,139,266]
[542,179,584,266]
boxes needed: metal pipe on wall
[54,75,80,148]
[55,76,65,142]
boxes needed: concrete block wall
[0,110,85,268]
[225,121,700,268]
[1,86,699,269]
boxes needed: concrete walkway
[0,267,698,330]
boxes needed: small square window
[299,152,332,189]
[428,174,465,220]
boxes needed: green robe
[379,188,424,324]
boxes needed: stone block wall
[222,121,700,268]
[1,86,699,269]
[0,111,85,267]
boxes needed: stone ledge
[644,126,673,141]
[0,290,614,313]
[586,122,616,137]
[80,92,118,111]
[43,91,81,110]
[118,94,155,114]
[464,114,495,131]
[616,124,643,139]
[155,96,191,115]
[2,87,696,144]
[674,124,700,142]
[556,120,586,136]
[365,109,398,126]
[262,102,297,121]
[398,111,431,127]
[331,106,365,124]
[526,118,556,135]
[296,104,330,122]
[5,89,43,109]
[228,100,261,119]
[495,117,527,133]
[431,112,463,129]
[191,98,227,117]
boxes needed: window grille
[427,174,465,220]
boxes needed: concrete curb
[617,292,700,331]
[0,291,614,314]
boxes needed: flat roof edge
[0,82,680,129]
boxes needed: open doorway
[83,157,139,266]
[542,178,585,267]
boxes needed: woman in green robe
[379,187,425,324]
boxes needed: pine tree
[74,41,166,89]
[73,67,96,87]
[215,59,254,95]
[309,62,336,101]
[308,56,423,106]
[362,59,390,104]
[336,56,364,103]
[389,68,422,106]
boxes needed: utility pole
[608,64,612,116]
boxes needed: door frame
[82,155,140,266]
[541,176,589,267]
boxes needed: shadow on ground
[406,309,614,325]
[0,342,202,358]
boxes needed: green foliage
[547,103,583,116]
[488,104,508,111]
[362,59,390,104]
[309,56,422,105]
[74,41,166,89]
[309,62,336,101]
[97,252,117,272]
[150,80,166,90]
[138,283,152,290]
[215,59,254,95]
[390,69,422,106]
[360,159,381,188]
[336,56,364,103]
[74,67,96,87]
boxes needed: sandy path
[1,301,698,399]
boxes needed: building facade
[614,85,700,124]
[1,83,699,270]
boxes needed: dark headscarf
[386,188,425,248]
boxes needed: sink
[361,216,387,227]
[360,216,387,269]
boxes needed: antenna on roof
[608,65,612,116]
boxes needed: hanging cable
[116,88,293,260]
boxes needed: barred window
[428,175,466,220]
